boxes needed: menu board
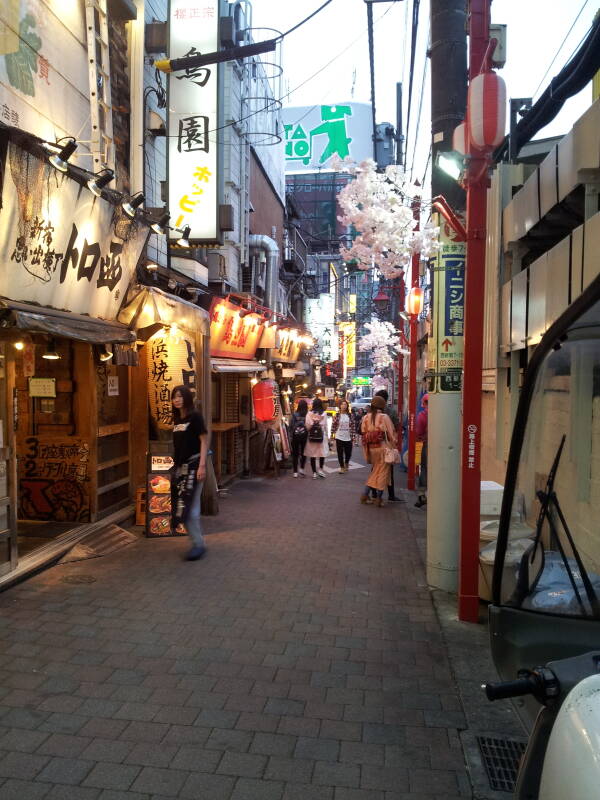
[145,455,185,538]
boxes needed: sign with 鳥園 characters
[168,0,219,243]
[0,144,148,320]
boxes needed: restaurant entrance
[0,343,17,575]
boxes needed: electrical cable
[409,44,429,182]
[404,0,421,167]
[278,0,334,40]
[532,0,591,100]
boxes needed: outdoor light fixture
[13,341,24,351]
[151,212,170,235]
[436,151,463,181]
[407,286,424,316]
[373,289,390,311]
[122,192,145,218]
[98,345,113,362]
[47,138,78,172]
[146,262,159,271]
[42,339,60,360]
[87,168,114,197]
[176,225,191,247]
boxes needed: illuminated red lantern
[252,379,279,422]
[407,287,424,316]
[468,71,506,150]
[452,121,466,155]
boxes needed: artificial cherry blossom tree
[332,157,439,280]
[358,319,408,371]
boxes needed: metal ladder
[85,0,115,171]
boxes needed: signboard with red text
[209,298,264,359]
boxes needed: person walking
[331,400,355,473]
[374,389,403,502]
[415,393,428,508]
[171,385,208,560]
[360,395,397,507]
[305,397,329,478]
[290,398,308,478]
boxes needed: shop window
[18,338,75,437]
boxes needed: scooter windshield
[495,314,600,619]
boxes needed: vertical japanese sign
[429,215,466,392]
[168,0,219,243]
[147,330,197,431]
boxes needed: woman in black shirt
[171,385,208,560]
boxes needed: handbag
[383,431,400,464]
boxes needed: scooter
[483,271,600,798]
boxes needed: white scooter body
[539,673,600,800]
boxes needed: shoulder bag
[383,430,401,464]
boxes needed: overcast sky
[250,0,598,189]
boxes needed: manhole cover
[61,574,97,584]
[477,735,527,793]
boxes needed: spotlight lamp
[151,212,170,235]
[47,138,78,173]
[122,192,145,218]
[42,338,61,360]
[87,168,114,197]
[146,261,159,271]
[176,225,191,247]
[436,151,463,182]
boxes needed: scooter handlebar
[483,676,538,702]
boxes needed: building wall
[249,151,284,254]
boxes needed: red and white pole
[458,0,491,622]
[407,198,421,491]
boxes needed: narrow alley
[0,460,471,800]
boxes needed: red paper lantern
[252,379,279,422]
[407,287,424,317]
[452,121,466,155]
[468,72,506,150]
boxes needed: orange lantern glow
[407,287,424,316]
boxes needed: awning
[211,358,267,374]
[118,285,210,336]
[0,299,135,344]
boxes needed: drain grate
[477,735,527,793]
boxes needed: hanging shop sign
[305,292,337,363]
[352,376,372,386]
[270,328,302,364]
[0,144,148,320]
[147,328,197,432]
[338,321,356,371]
[19,436,91,522]
[168,0,219,243]
[209,298,264,360]
[428,214,466,393]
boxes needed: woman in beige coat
[360,395,397,506]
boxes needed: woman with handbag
[304,397,329,479]
[360,395,397,507]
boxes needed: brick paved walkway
[0,458,472,799]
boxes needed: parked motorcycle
[484,272,600,798]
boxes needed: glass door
[0,344,17,575]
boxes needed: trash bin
[479,518,534,550]
[479,537,533,603]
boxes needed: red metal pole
[458,0,490,622]
[397,275,405,442]
[407,200,420,491]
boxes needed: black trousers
[291,438,306,473]
[310,457,325,472]
[336,439,352,467]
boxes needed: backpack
[292,417,307,441]
[308,418,324,442]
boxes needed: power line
[279,0,334,39]
[404,0,421,166]
[409,43,429,181]
[532,0,591,99]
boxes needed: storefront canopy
[119,285,210,336]
[211,358,267,374]
[0,299,135,344]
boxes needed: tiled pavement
[0,458,473,799]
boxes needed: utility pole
[458,0,491,622]
[407,196,420,491]
[427,0,467,591]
